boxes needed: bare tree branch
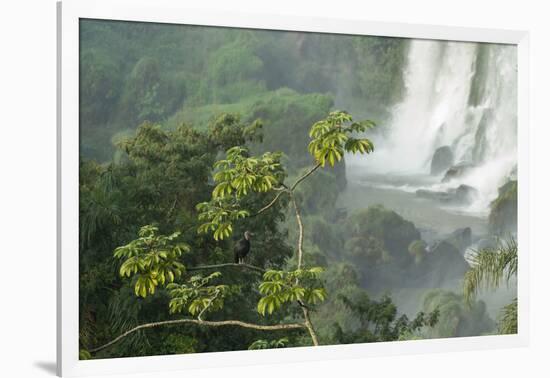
[289,193,305,269]
[90,319,306,353]
[255,189,288,216]
[290,162,321,191]
[301,307,320,346]
[186,263,265,274]
[166,196,178,218]
[254,162,320,217]
[198,289,221,321]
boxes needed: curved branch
[254,162,320,217]
[90,319,306,353]
[301,307,320,346]
[254,189,289,216]
[187,263,265,274]
[290,163,321,191]
[198,289,221,321]
[289,193,305,269]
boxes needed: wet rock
[454,185,479,205]
[442,162,475,183]
[415,185,478,206]
[416,189,453,202]
[445,227,472,252]
[431,146,454,175]
[423,241,470,286]
[345,205,421,267]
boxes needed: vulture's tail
[234,252,239,264]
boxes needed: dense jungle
[78,19,518,359]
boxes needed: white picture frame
[57,0,530,376]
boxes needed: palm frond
[463,238,517,304]
[497,297,518,334]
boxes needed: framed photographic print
[57,0,529,376]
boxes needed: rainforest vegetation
[79,20,518,359]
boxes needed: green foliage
[79,20,407,161]
[114,122,217,227]
[77,19,449,358]
[208,113,264,150]
[308,111,375,167]
[498,298,518,334]
[489,180,518,235]
[123,57,165,123]
[421,290,494,338]
[351,37,408,107]
[333,292,439,343]
[79,165,123,251]
[462,238,518,335]
[204,35,266,104]
[246,89,334,169]
[196,200,250,241]
[79,115,293,357]
[79,49,121,124]
[79,349,92,360]
[295,169,340,217]
[248,337,289,350]
[257,268,327,316]
[161,334,197,354]
[212,147,283,199]
[114,225,189,297]
[346,205,421,266]
[167,272,233,317]
[196,146,285,240]
[463,238,518,305]
[345,235,391,266]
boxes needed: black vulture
[234,231,253,264]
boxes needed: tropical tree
[463,238,518,334]
[86,111,379,354]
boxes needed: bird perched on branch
[234,231,253,264]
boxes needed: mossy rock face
[408,240,427,264]
[444,227,472,253]
[345,235,391,266]
[346,205,421,266]
[489,180,517,236]
[421,241,470,286]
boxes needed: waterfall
[348,39,518,214]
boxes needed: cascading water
[348,39,517,215]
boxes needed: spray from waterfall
[348,39,517,215]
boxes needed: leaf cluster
[114,225,189,297]
[196,146,285,240]
[463,237,517,304]
[166,272,233,317]
[248,337,289,350]
[497,297,517,334]
[212,146,283,198]
[308,110,375,167]
[336,293,439,343]
[257,267,327,316]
